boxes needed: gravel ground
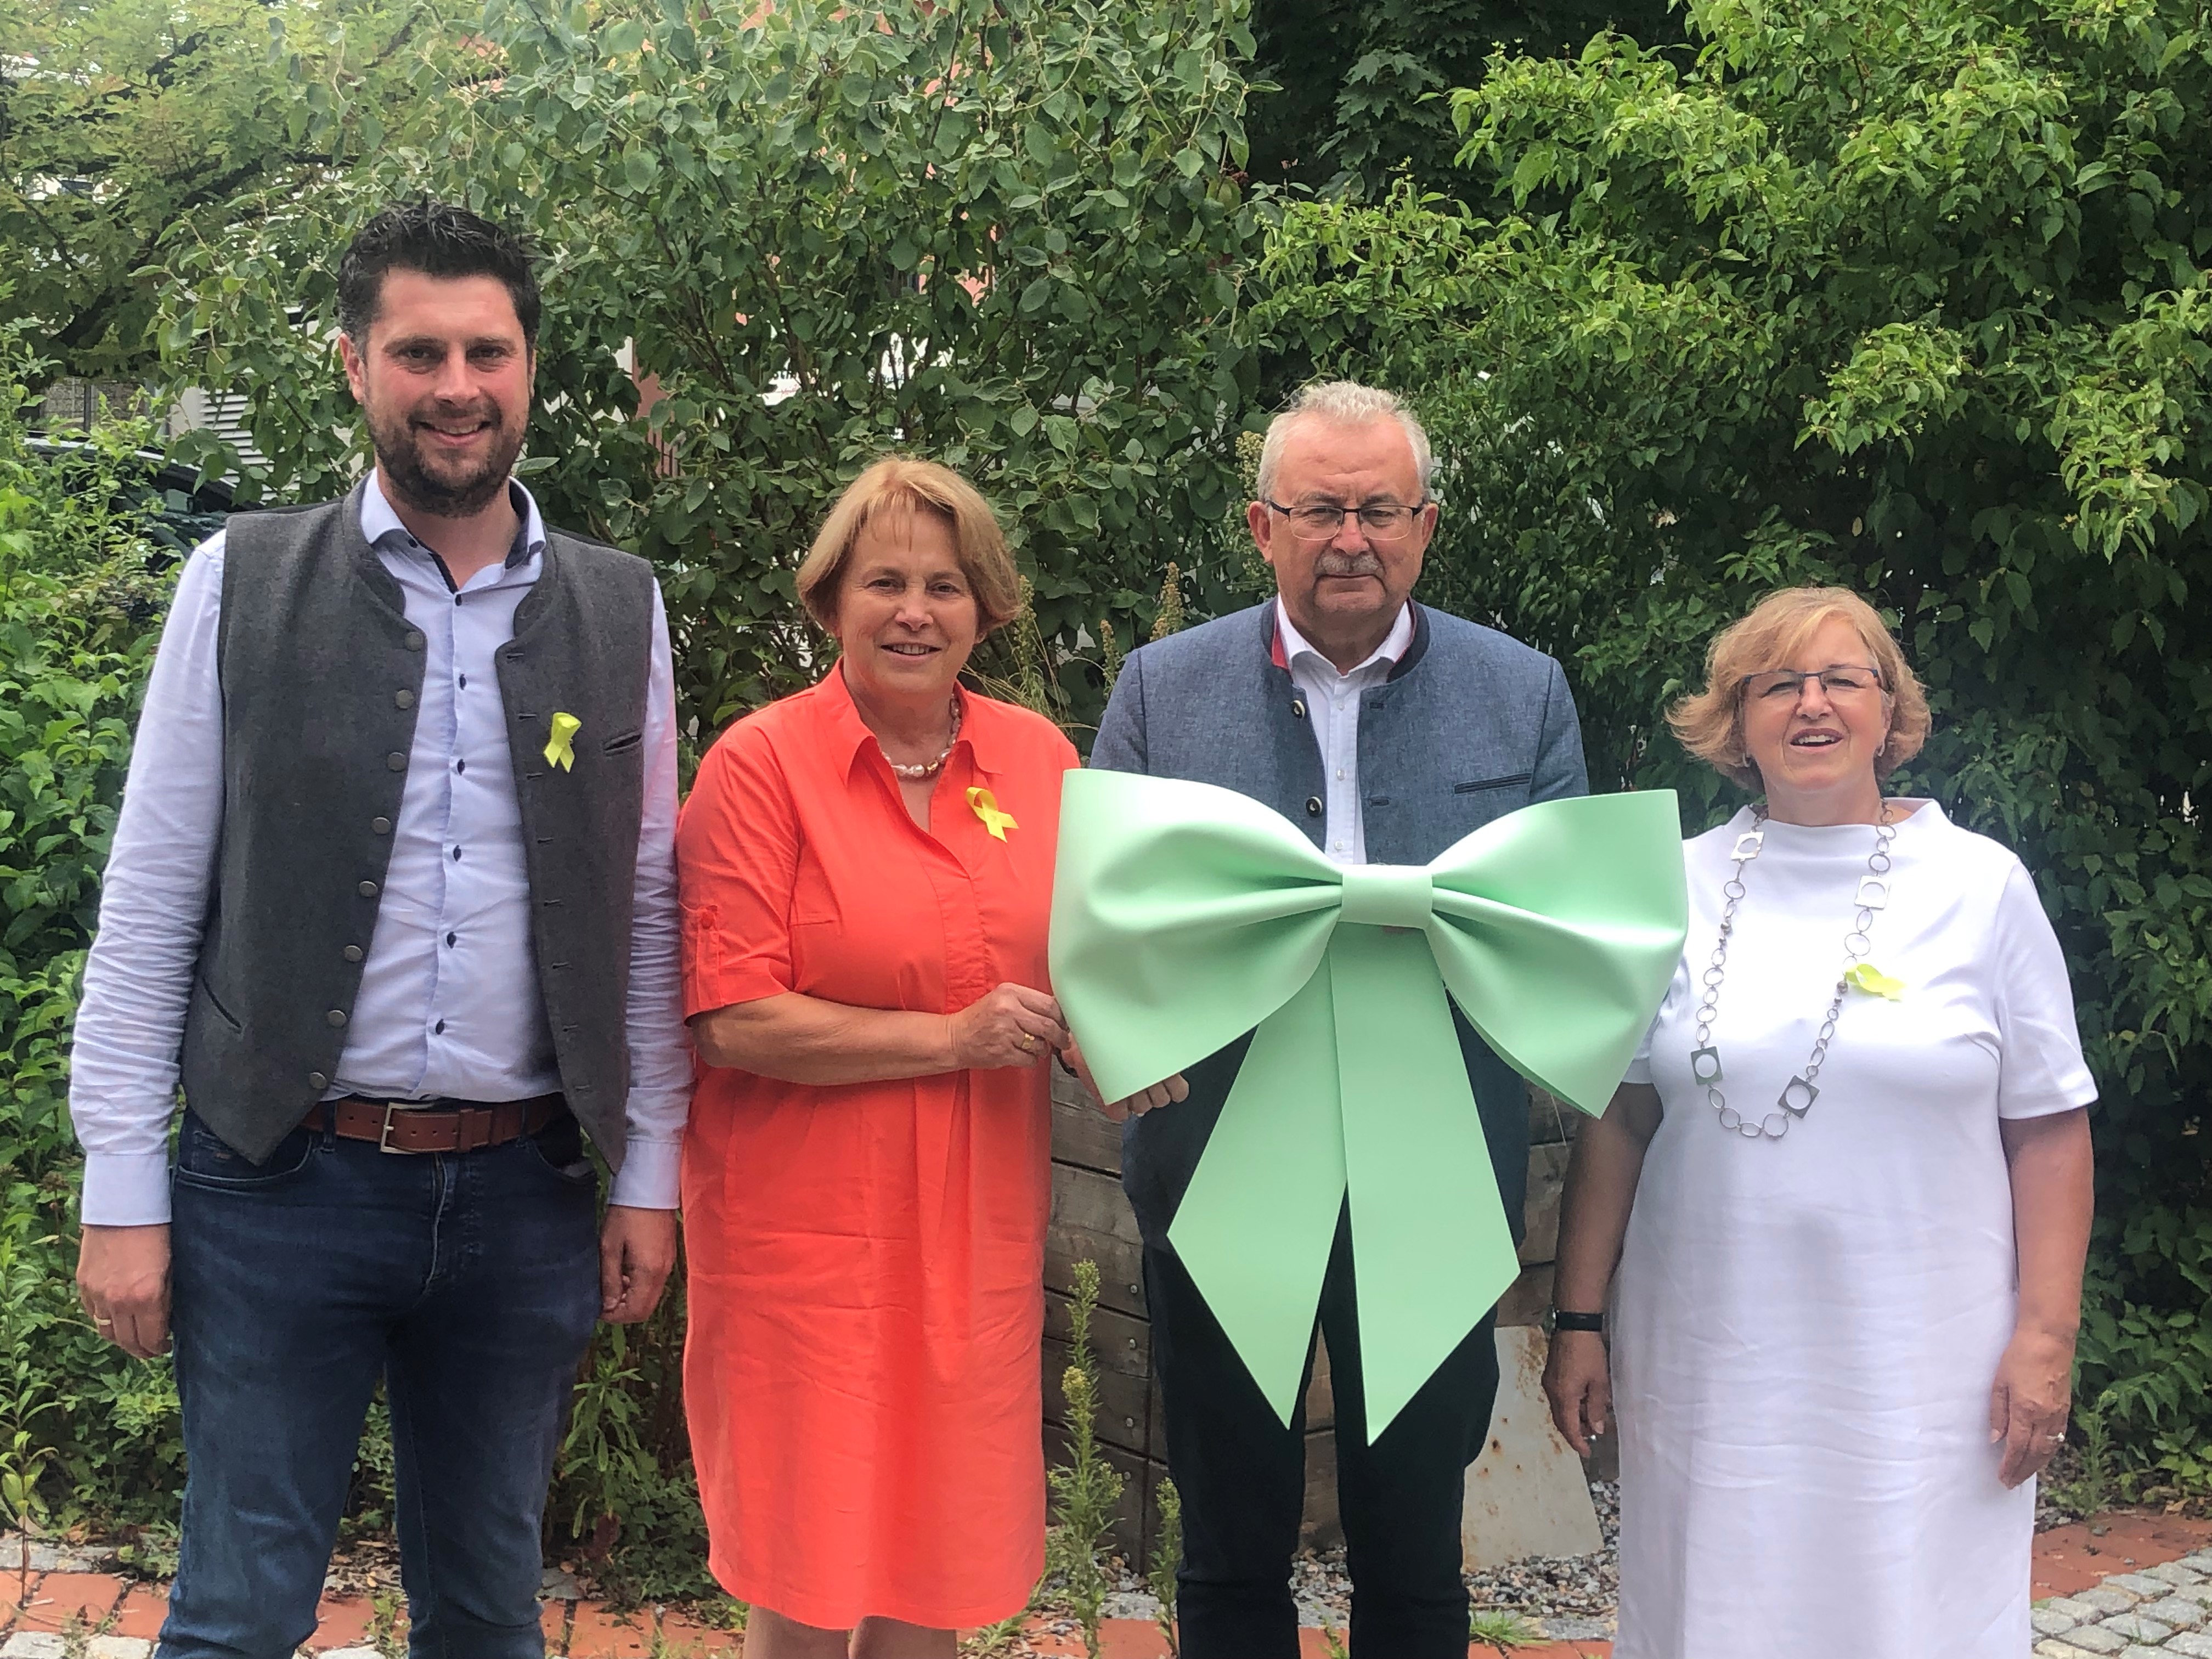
[1090,1481,1623,1639]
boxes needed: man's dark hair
[336,200,542,352]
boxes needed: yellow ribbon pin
[544,712,582,772]
[1844,962,1905,1000]
[967,786,1018,841]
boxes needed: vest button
[308,1071,328,1090]
[371,817,392,835]
[394,689,416,709]
[342,945,364,963]
[1305,797,1323,817]
[358,879,379,898]
[386,752,407,771]
[1291,698,1307,719]
[403,631,426,651]
[325,1009,347,1027]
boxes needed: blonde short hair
[1668,586,1931,790]
[1255,380,1434,503]
[796,455,1023,635]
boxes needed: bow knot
[1051,771,1686,1440]
[1337,864,1436,930]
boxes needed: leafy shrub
[160,0,1266,738]
[0,326,188,1523]
[1255,0,2212,1485]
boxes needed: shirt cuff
[81,1151,174,1227]
[608,1135,682,1210]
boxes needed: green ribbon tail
[1166,958,1348,1428]
[1330,926,1519,1441]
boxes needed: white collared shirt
[1276,597,1414,865]
[68,473,692,1222]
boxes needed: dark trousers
[1147,1209,1500,1659]
[160,1109,601,1659]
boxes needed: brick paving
[1,1516,2208,1659]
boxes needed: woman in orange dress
[676,456,1080,1657]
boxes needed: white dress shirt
[1276,597,1415,866]
[69,474,691,1224]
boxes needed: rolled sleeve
[678,720,804,1017]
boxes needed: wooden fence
[1041,1070,1583,1563]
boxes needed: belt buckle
[377,1101,408,1154]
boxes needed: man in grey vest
[68,201,691,1659]
[1086,382,1588,1658]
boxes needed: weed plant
[1045,1260,1122,1659]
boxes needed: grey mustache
[1315,552,1385,577]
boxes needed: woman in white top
[1544,586,2096,1659]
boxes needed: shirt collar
[819,660,998,780]
[359,470,546,569]
[1274,597,1414,679]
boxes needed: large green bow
[1049,771,1687,1442]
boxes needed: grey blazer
[1089,600,1590,1245]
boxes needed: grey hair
[1254,380,1435,504]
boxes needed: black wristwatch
[1544,1307,1604,1334]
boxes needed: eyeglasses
[1262,499,1429,542]
[1739,664,1886,703]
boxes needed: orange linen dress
[676,665,1078,1631]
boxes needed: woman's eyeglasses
[1740,664,1886,702]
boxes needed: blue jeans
[159,1109,601,1659]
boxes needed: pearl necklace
[879,696,962,781]
[1690,801,1898,1139]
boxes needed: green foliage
[159,0,1264,737]
[1046,1260,1122,1659]
[549,1288,713,1605]
[1245,0,1683,199]
[1467,1609,1538,1650]
[1148,1476,1182,1656]
[0,324,188,1526]
[0,0,466,379]
[1256,0,2212,1483]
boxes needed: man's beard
[366,397,525,518]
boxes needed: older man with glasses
[1085,381,1591,1658]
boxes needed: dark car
[26,436,238,565]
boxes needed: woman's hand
[1543,1329,1612,1457]
[949,983,1069,1071]
[1990,1324,2075,1488]
[1061,1041,1188,1122]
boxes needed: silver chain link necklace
[1690,802,1898,1139]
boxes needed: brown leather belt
[302,1094,567,1155]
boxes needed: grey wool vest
[177,486,657,1166]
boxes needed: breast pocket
[1453,772,1533,797]
[1448,771,1534,832]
